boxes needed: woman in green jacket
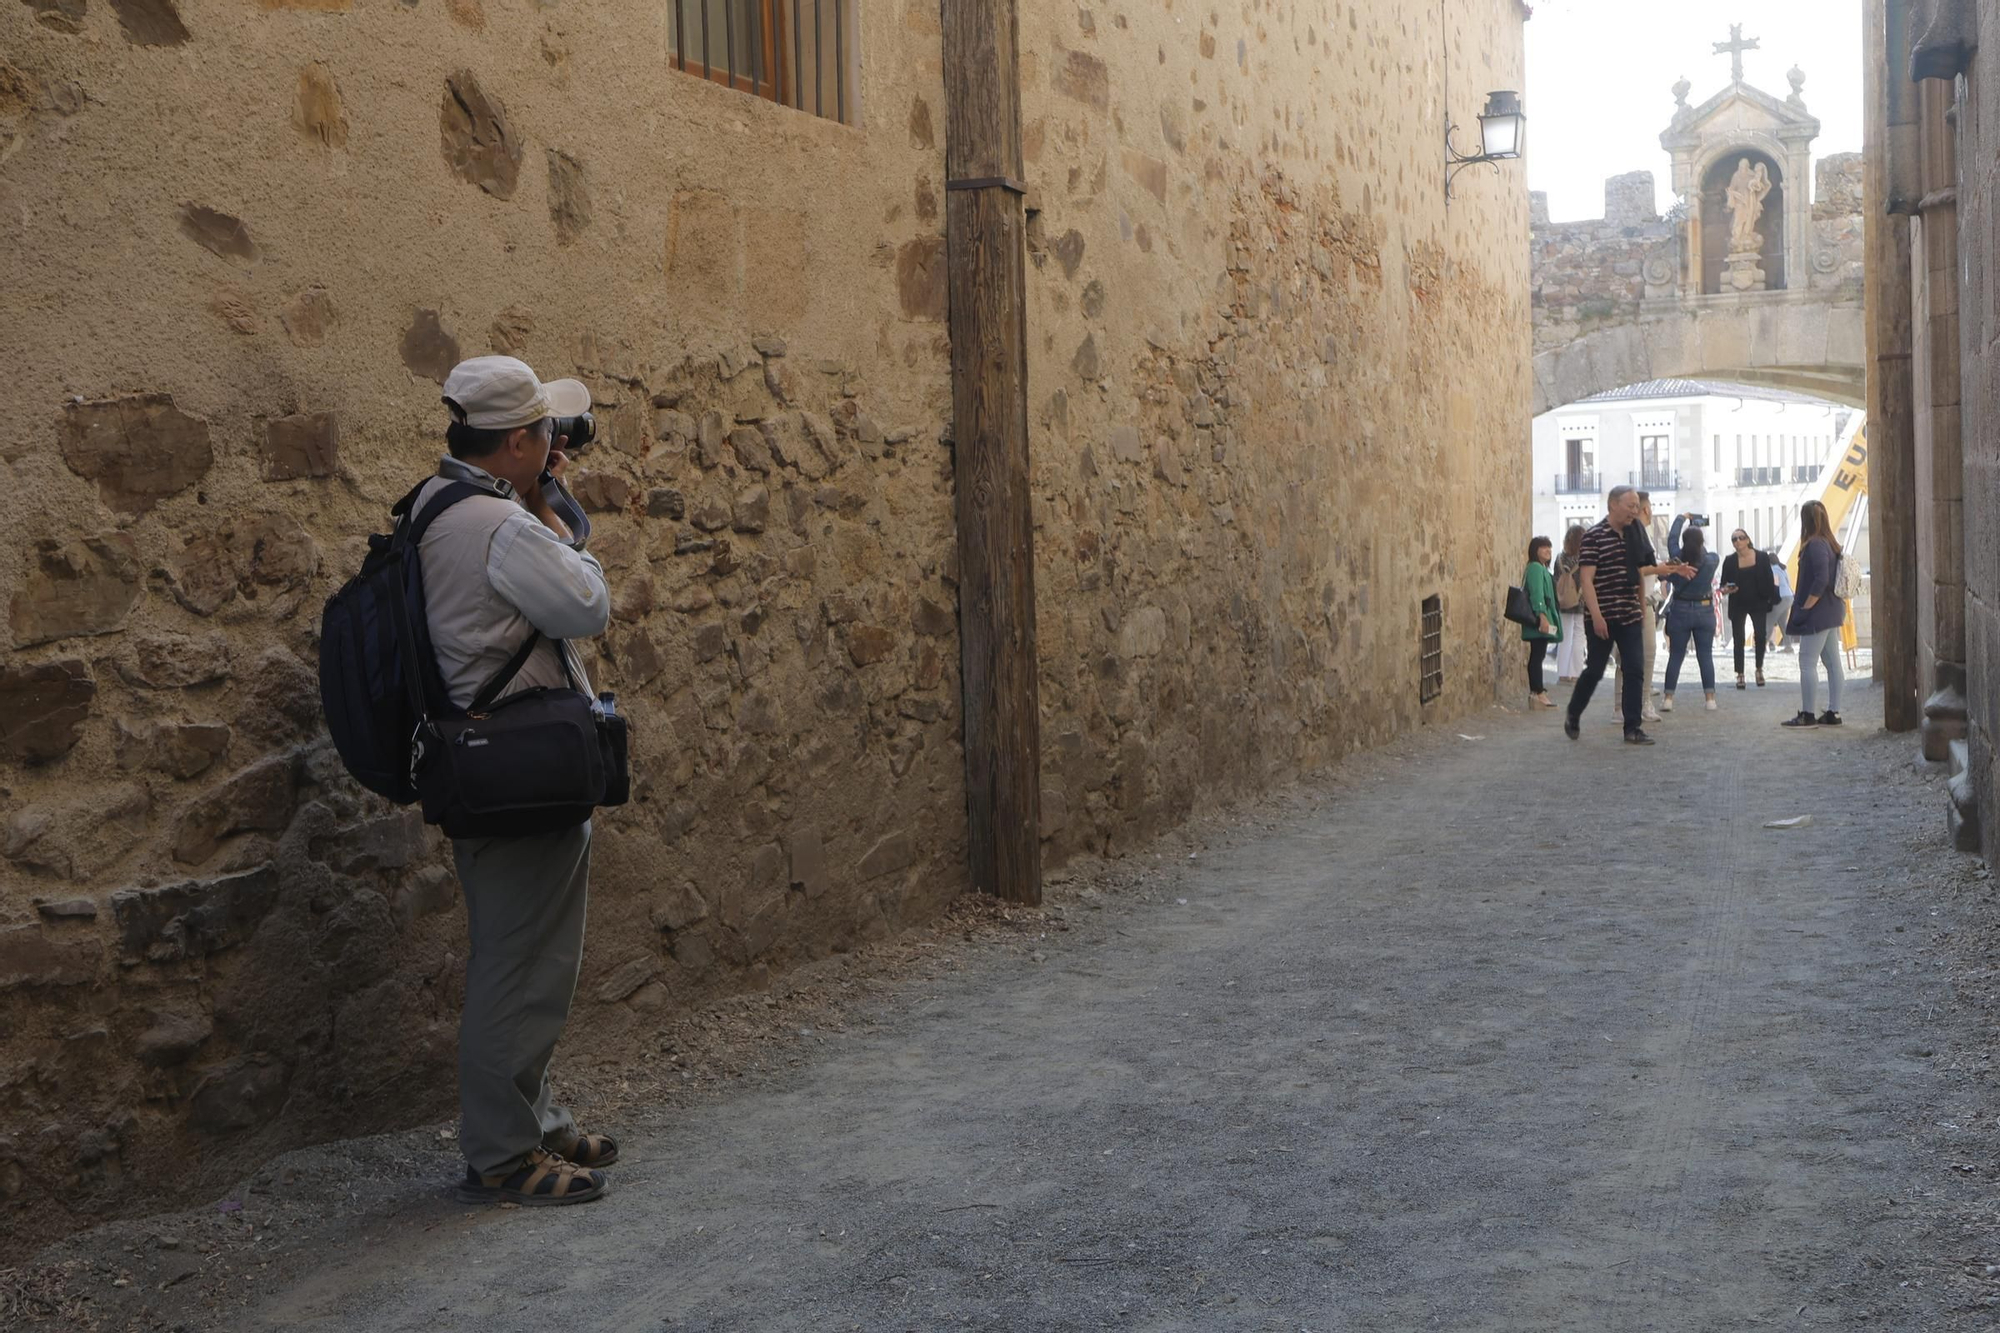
[1522,535,1564,709]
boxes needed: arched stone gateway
[1532,43,1864,415]
[1533,294,1867,415]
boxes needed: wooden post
[941,0,1041,902]
[1865,0,1922,731]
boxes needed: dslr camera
[549,411,595,453]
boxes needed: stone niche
[1699,148,1787,293]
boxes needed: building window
[669,0,855,123]
[1560,439,1594,493]
[1419,595,1443,705]
[1639,433,1671,488]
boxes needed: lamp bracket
[1444,121,1501,201]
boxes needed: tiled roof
[1573,378,1840,407]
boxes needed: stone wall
[1017,0,1530,861]
[1950,25,1999,852]
[1812,152,1868,293]
[1530,173,1678,357]
[0,0,1528,1252]
[1532,161,1866,358]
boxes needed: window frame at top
[667,0,855,125]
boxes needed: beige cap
[441,355,590,431]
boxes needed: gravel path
[32,675,2000,1331]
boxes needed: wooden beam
[1865,0,1922,730]
[942,0,1041,902]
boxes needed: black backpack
[318,480,484,803]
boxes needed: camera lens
[549,412,595,450]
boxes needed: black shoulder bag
[387,507,630,841]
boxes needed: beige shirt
[413,458,609,710]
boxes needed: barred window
[669,0,856,124]
[1419,595,1443,704]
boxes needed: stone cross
[1713,24,1760,84]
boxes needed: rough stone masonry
[0,0,1530,1253]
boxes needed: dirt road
[26,678,2000,1330]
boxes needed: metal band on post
[946,177,1028,195]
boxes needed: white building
[1531,379,1862,556]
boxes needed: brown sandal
[544,1128,620,1168]
[458,1148,608,1206]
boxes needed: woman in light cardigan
[1553,525,1587,682]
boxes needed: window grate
[670,0,853,124]
[1419,595,1443,704]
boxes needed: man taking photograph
[417,356,618,1206]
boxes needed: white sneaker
[1642,707,1662,722]
[1661,697,1675,712]
[1706,699,1718,711]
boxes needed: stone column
[1865,0,1923,732]
[1913,77,1969,762]
[1951,30,1999,853]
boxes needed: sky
[1524,0,1864,223]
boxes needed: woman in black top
[1719,526,1778,689]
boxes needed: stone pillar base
[1724,250,1768,292]
[1922,683,1969,762]
[1948,738,1983,854]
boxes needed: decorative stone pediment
[1655,31,1825,298]
[1663,81,1820,156]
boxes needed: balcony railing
[1737,466,1785,487]
[1553,471,1599,495]
[1631,468,1679,491]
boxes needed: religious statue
[1724,158,1772,254]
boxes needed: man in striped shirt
[1566,485,1694,745]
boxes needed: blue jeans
[1663,601,1716,695]
[1797,628,1844,714]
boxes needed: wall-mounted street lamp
[1444,90,1526,200]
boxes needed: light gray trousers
[454,821,591,1175]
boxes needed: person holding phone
[1661,515,1720,712]
[1718,526,1779,688]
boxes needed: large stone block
[134,1012,212,1068]
[311,810,431,874]
[188,1055,289,1134]
[171,755,300,864]
[1053,49,1109,111]
[0,658,94,763]
[9,532,142,647]
[440,70,520,198]
[857,829,915,880]
[109,865,282,964]
[168,515,320,616]
[108,0,190,46]
[59,393,212,513]
[788,830,830,898]
[262,412,340,480]
[114,719,230,780]
[399,308,461,384]
[293,62,348,148]
[120,630,232,688]
[0,924,102,989]
[895,236,948,321]
[546,148,591,244]
[178,205,259,263]
[281,287,338,347]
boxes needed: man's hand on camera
[526,439,574,541]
